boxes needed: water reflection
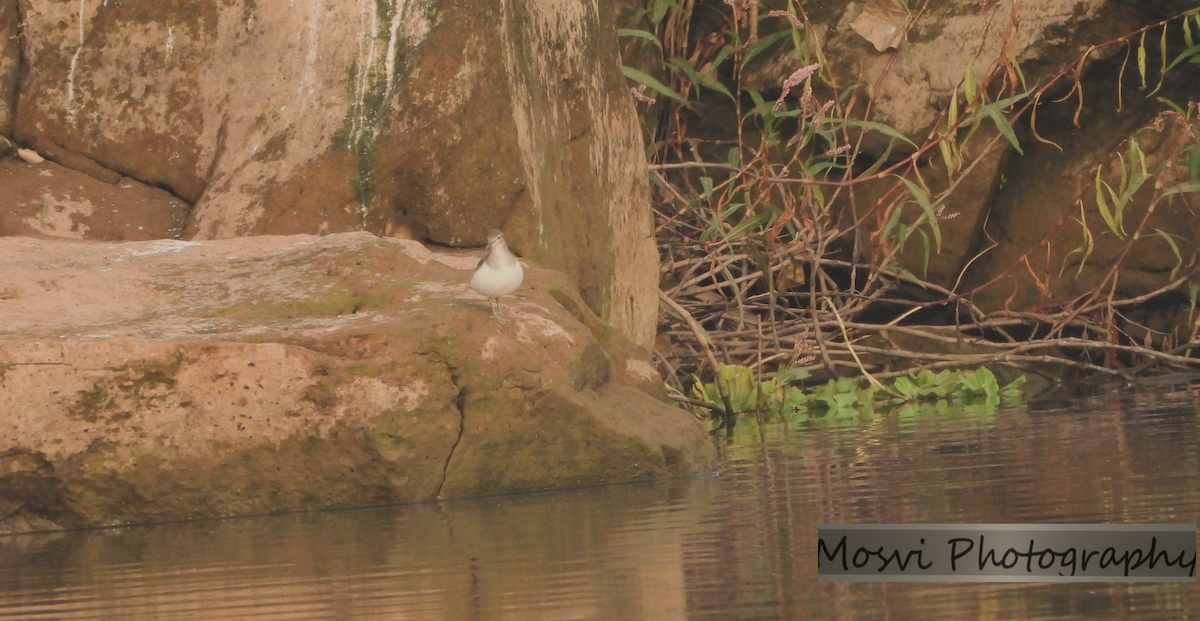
[0,478,722,620]
[0,387,1197,620]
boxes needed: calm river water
[1,384,1197,620]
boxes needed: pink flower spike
[825,144,851,156]
[631,84,657,105]
[767,10,805,30]
[1152,110,1195,138]
[774,63,820,111]
[813,99,835,126]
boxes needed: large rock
[0,158,190,239]
[0,232,715,533]
[962,105,1199,314]
[0,0,16,137]
[746,0,1124,147]
[9,0,658,348]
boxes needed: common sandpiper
[470,229,523,322]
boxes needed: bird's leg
[489,298,508,323]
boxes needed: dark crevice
[435,368,466,500]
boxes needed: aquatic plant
[677,363,1026,428]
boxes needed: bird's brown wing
[476,255,488,271]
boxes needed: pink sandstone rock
[0,232,715,533]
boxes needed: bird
[470,229,523,322]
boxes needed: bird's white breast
[471,260,524,298]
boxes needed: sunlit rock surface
[6,0,658,347]
[0,232,715,533]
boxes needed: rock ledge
[0,232,715,533]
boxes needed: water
[1,385,1197,620]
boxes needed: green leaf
[1190,282,1200,327]
[1148,24,1169,96]
[1072,202,1094,277]
[1163,181,1200,197]
[650,0,681,27]
[937,134,956,175]
[892,376,917,399]
[859,142,896,177]
[1008,50,1028,90]
[621,66,686,103]
[963,61,976,108]
[712,45,736,72]
[667,57,734,100]
[916,228,931,278]
[894,175,942,253]
[1150,228,1186,280]
[722,209,773,242]
[617,28,662,48]
[1094,166,1122,238]
[776,366,812,385]
[1138,31,1148,89]
[741,30,792,68]
[1167,44,1200,72]
[726,147,741,168]
[979,102,1023,154]
[826,119,917,147]
[1000,375,1026,398]
[832,393,858,409]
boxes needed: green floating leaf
[1000,375,1026,398]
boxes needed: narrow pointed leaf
[980,103,1023,154]
[622,66,686,103]
[1151,228,1185,280]
[964,61,976,108]
[828,119,917,147]
[1166,44,1200,72]
[1094,167,1121,238]
[741,30,792,68]
[667,57,734,100]
[894,175,942,253]
[617,28,662,47]
[1138,31,1147,89]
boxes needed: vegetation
[679,363,1024,426]
[622,1,1200,431]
